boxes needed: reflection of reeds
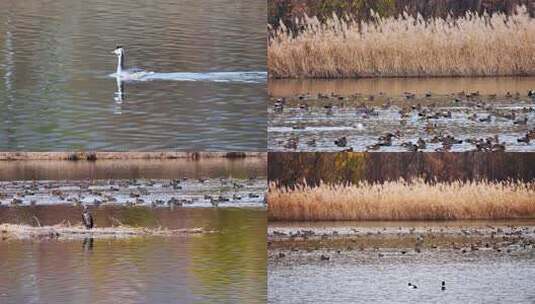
[268,6,535,78]
[268,179,535,221]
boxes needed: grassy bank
[268,179,535,221]
[268,6,535,78]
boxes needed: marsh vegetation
[268,179,535,221]
[269,6,535,78]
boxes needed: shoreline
[0,151,266,161]
[268,220,535,262]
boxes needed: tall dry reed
[268,6,535,78]
[268,179,535,221]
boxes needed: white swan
[110,46,266,83]
[112,46,152,80]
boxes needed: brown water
[0,158,266,181]
[0,208,267,304]
[269,78,535,152]
[0,0,267,151]
[269,77,535,97]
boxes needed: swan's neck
[116,52,125,74]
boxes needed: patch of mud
[0,223,213,241]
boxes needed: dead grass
[268,179,535,221]
[268,6,535,78]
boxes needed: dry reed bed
[268,6,535,78]
[0,223,210,240]
[268,179,535,221]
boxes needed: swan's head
[113,46,124,57]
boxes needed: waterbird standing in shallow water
[82,205,94,230]
[441,281,446,291]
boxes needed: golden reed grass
[268,179,535,221]
[268,6,535,78]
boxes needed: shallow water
[0,0,267,151]
[0,159,266,208]
[269,78,535,152]
[0,177,266,208]
[0,208,267,304]
[268,220,535,304]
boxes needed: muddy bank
[0,223,211,241]
[268,221,535,262]
[0,152,265,161]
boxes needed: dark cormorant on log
[82,205,94,229]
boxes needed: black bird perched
[82,205,94,229]
[441,281,446,291]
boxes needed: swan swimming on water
[110,46,266,83]
[112,46,152,80]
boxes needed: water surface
[0,0,267,151]
[0,208,267,304]
[0,158,266,181]
[269,77,535,152]
[269,220,535,304]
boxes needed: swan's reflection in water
[113,77,125,114]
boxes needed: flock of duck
[271,90,535,152]
[0,178,265,209]
[270,224,535,260]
